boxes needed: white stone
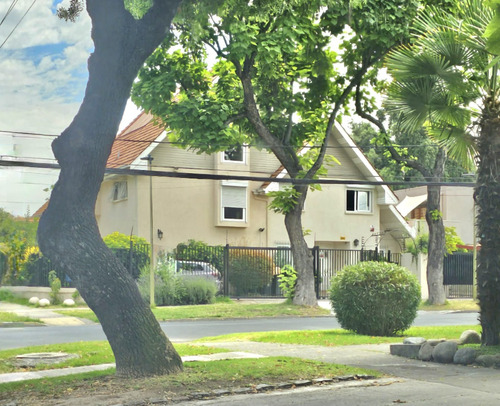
[38,298,50,307]
[28,297,40,305]
[63,299,75,306]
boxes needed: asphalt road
[0,310,479,350]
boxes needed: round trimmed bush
[330,261,421,336]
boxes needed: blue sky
[0,1,142,216]
[0,1,88,215]
[0,0,92,134]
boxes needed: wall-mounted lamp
[353,238,360,247]
[157,229,164,240]
[258,227,265,232]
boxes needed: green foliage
[350,121,473,187]
[407,226,466,260]
[103,232,150,279]
[48,270,62,305]
[174,239,224,273]
[138,259,217,306]
[406,234,429,261]
[278,265,297,300]
[228,250,275,296]
[444,227,467,254]
[0,209,39,285]
[132,0,421,208]
[102,232,149,249]
[485,0,500,55]
[330,261,421,336]
[267,187,301,215]
[429,209,442,221]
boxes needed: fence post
[312,246,320,299]
[223,244,229,297]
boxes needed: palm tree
[384,0,500,345]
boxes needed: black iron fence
[10,243,401,299]
[444,252,474,298]
[173,245,400,299]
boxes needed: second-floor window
[221,182,247,221]
[346,189,371,213]
[223,145,244,163]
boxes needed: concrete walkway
[0,302,90,326]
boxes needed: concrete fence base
[1,286,86,305]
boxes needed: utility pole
[141,154,155,307]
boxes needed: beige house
[95,112,414,258]
[395,186,475,246]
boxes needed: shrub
[228,249,275,296]
[330,261,421,336]
[278,265,297,301]
[178,277,217,305]
[48,270,62,305]
[137,259,218,306]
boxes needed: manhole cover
[14,352,79,367]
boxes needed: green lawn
[56,301,330,323]
[197,325,482,346]
[0,357,378,405]
[0,312,41,324]
[0,341,228,374]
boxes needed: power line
[0,158,477,188]
[0,154,476,183]
[0,0,37,50]
[0,0,20,27]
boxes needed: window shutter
[222,186,246,208]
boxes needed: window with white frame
[112,180,128,201]
[222,145,245,163]
[346,189,371,213]
[221,181,247,221]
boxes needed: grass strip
[0,312,41,324]
[0,357,379,404]
[197,325,482,346]
[56,301,330,323]
[0,342,227,374]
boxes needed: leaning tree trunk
[285,186,317,306]
[425,148,447,305]
[476,104,500,346]
[38,0,183,377]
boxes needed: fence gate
[443,252,474,298]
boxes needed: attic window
[112,181,128,202]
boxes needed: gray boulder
[426,339,445,346]
[432,341,458,363]
[404,337,426,345]
[475,354,500,368]
[418,342,434,361]
[458,330,481,345]
[453,348,477,365]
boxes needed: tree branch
[354,85,431,178]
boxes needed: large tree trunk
[477,104,500,346]
[285,186,317,306]
[425,148,447,305]
[38,0,183,377]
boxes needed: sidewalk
[0,302,90,326]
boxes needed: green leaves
[485,0,500,55]
[384,0,488,168]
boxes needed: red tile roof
[107,112,165,168]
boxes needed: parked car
[175,260,222,291]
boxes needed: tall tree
[383,0,500,343]
[132,0,421,306]
[37,0,184,377]
[351,111,472,305]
